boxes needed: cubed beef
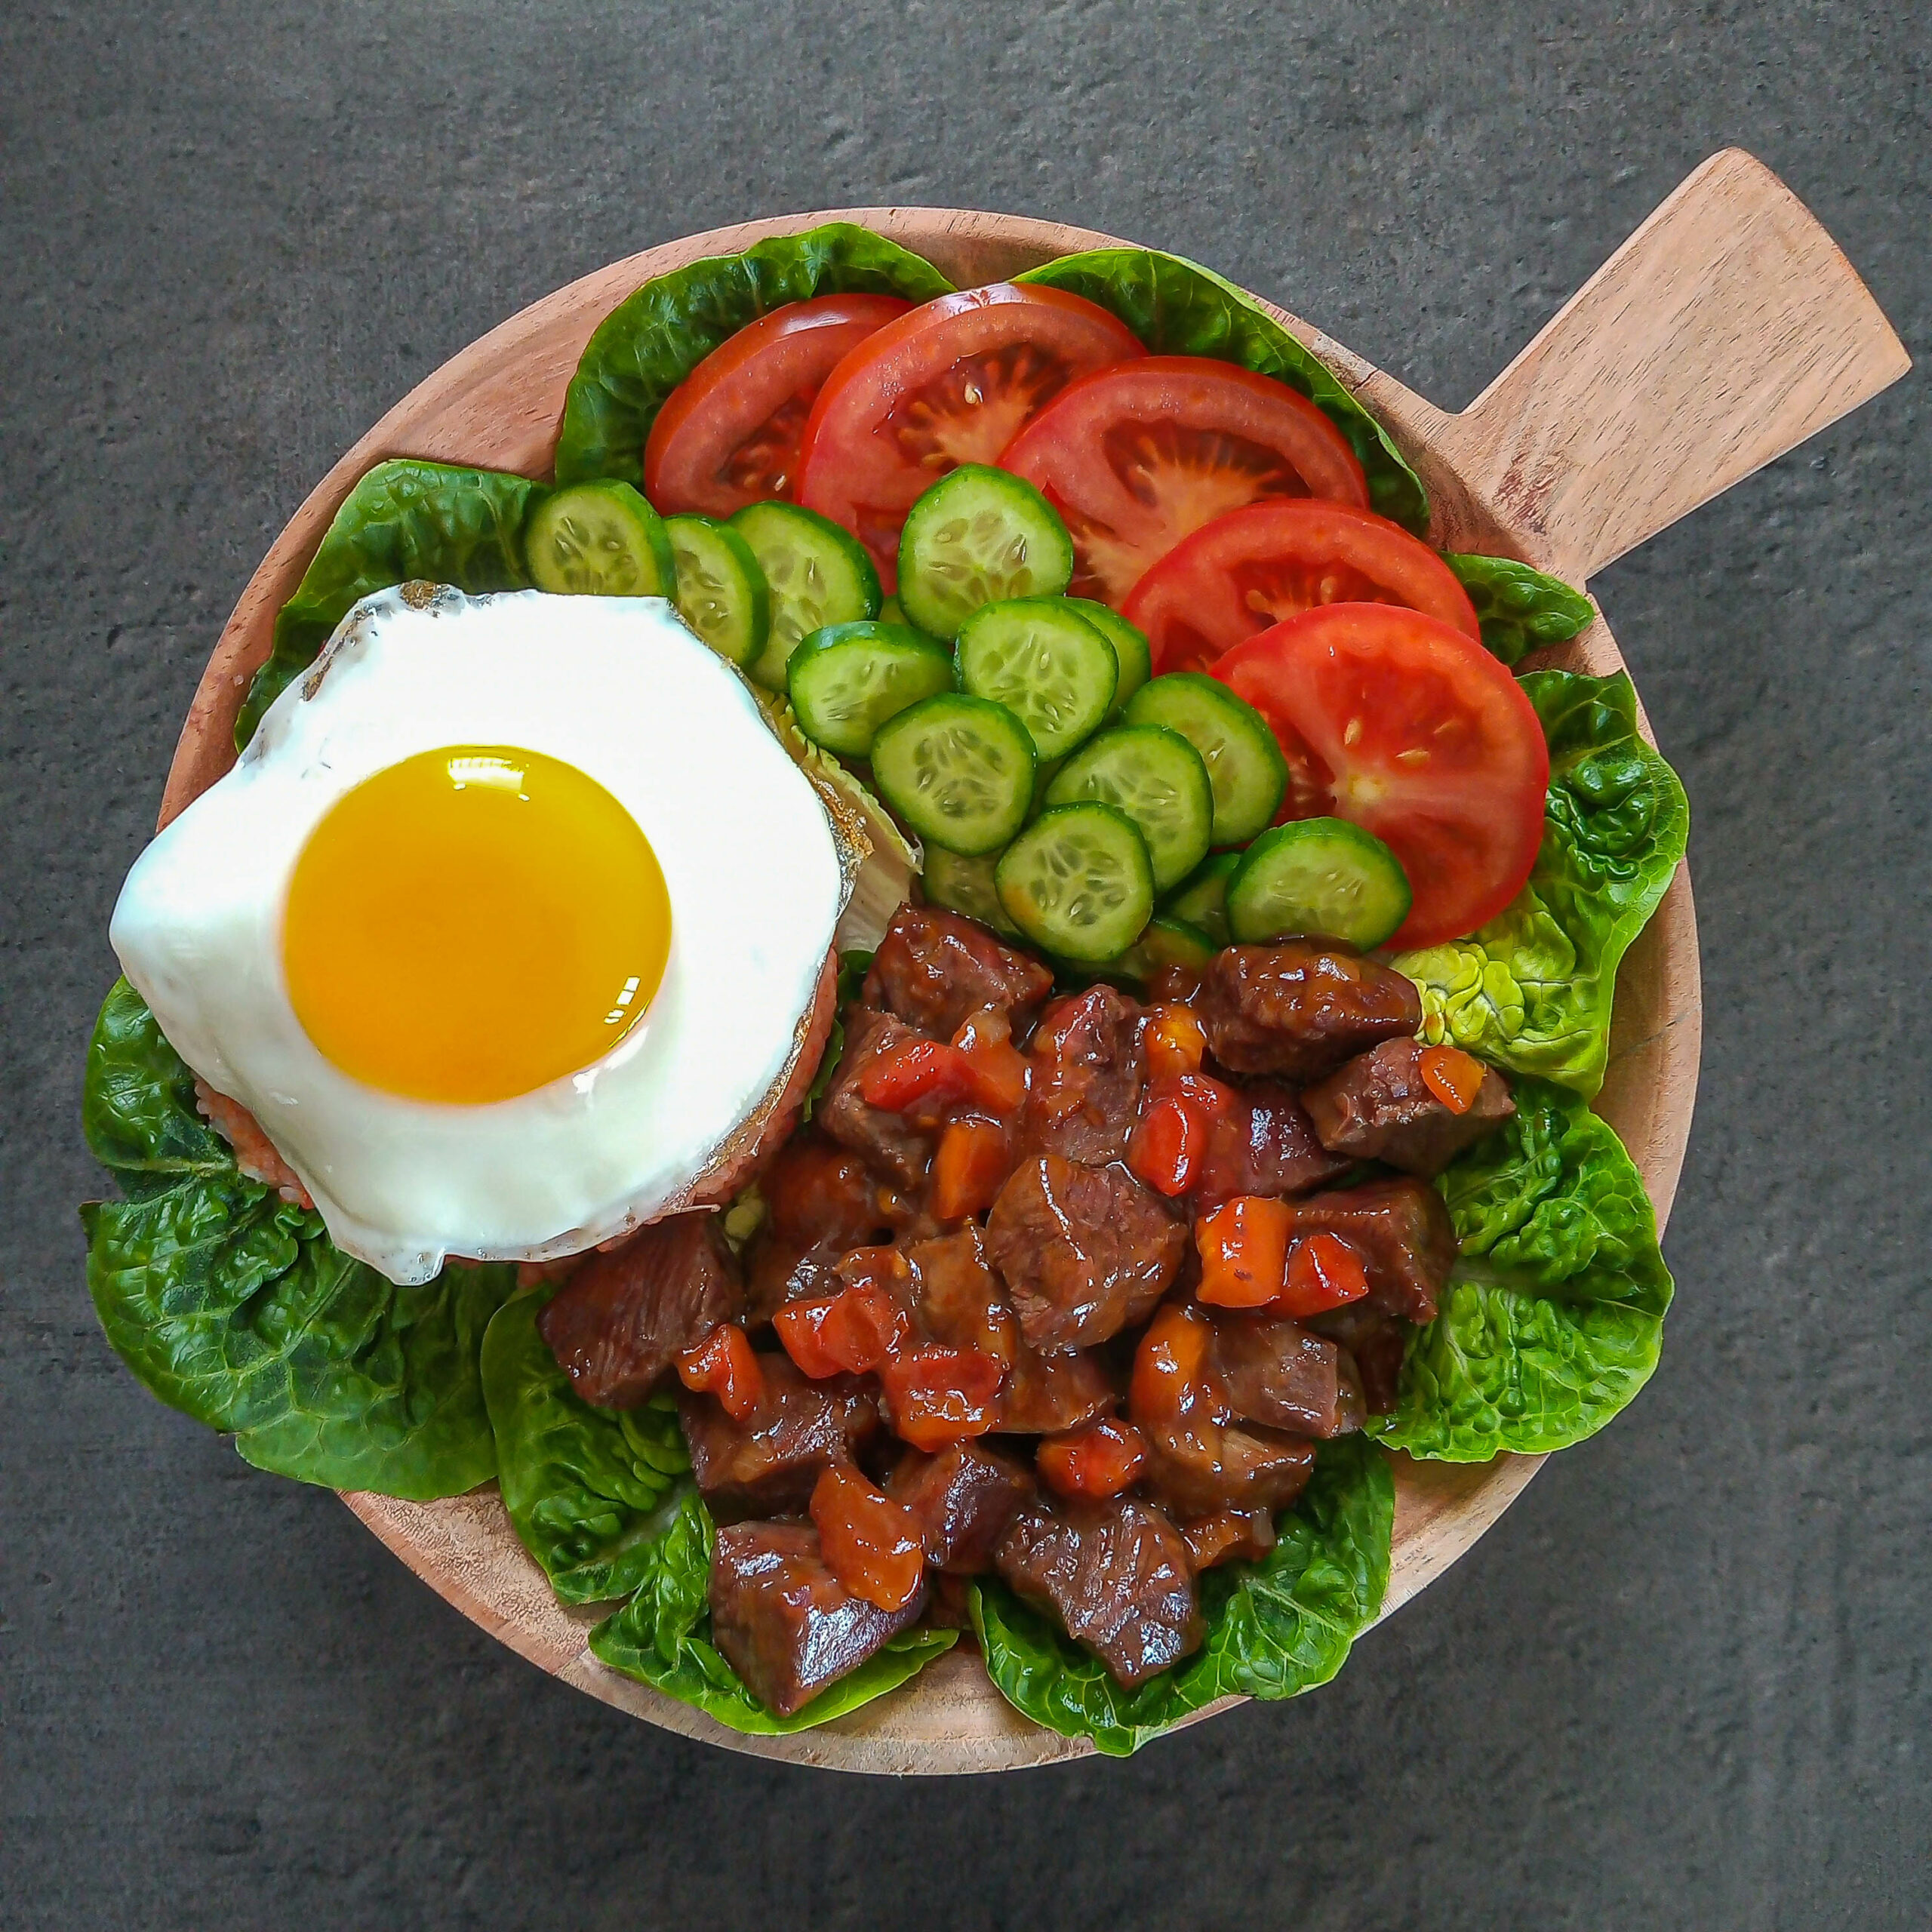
[763,1130,916,1250]
[995,1498,1204,1687]
[995,1345,1118,1434]
[1180,1507,1278,1572]
[1303,1038,1515,1177]
[817,1004,939,1187]
[1191,1079,1355,1207]
[984,1153,1186,1350]
[1137,1411,1317,1518]
[709,1520,928,1717]
[863,902,1054,1041]
[1206,1312,1364,1437]
[900,1223,1020,1363]
[537,1214,743,1408]
[678,1354,879,1521]
[1020,985,1148,1164]
[1198,943,1422,1081]
[1306,1304,1409,1415]
[1281,1177,1458,1323]
[744,1236,846,1325]
[888,1441,1035,1573]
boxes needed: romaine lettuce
[1443,552,1596,665]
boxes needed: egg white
[110,585,847,1285]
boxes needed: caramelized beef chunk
[1206,1312,1364,1437]
[678,1355,879,1521]
[1306,1305,1409,1415]
[709,1520,928,1717]
[1281,1177,1458,1323]
[1198,943,1422,1081]
[900,1223,1020,1362]
[537,1214,743,1408]
[1191,1078,1355,1207]
[743,1237,847,1325]
[1304,1037,1515,1177]
[817,1004,939,1187]
[888,1441,1035,1573]
[984,1154,1186,1351]
[995,1498,1204,1687]
[1137,1411,1317,1518]
[1181,1507,1278,1572]
[863,902,1054,1041]
[1020,984,1148,1164]
[995,1345,1118,1434]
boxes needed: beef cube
[1191,1078,1355,1208]
[1180,1507,1278,1572]
[984,1153,1186,1350]
[537,1213,743,1408]
[1303,1037,1515,1177]
[1199,943,1421,1081]
[996,1497,1203,1687]
[888,1441,1035,1573]
[1281,1177,1458,1323]
[709,1520,928,1717]
[1137,1407,1316,1518]
[817,1004,939,1187]
[863,902,1054,1041]
[901,1223,1020,1362]
[1206,1311,1364,1437]
[1020,984,1148,1165]
[678,1354,879,1521]
[995,1346,1118,1434]
[743,1237,845,1325]
[1306,1304,1409,1415]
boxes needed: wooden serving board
[158,149,1907,1773]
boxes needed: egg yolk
[283,746,670,1105]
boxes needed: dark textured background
[3,2,1925,1925]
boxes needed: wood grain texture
[156,152,1905,1771]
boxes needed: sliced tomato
[1125,500,1481,673]
[997,358,1369,607]
[643,294,913,516]
[1211,605,1549,949]
[794,285,1144,588]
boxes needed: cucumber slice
[922,844,1023,938]
[1044,724,1213,894]
[1066,599,1152,715]
[788,622,956,758]
[1124,672,1288,846]
[897,466,1075,638]
[1226,818,1413,950]
[525,481,675,597]
[872,693,1035,856]
[1161,850,1241,946]
[996,802,1154,964]
[731,501,881,689]
[664,514,768,666]
[955,598,1117,761]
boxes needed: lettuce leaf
[1443,553,1595,666]
[81,981,512,1497]
[1014,249,1428,534]
[1396,670,1688,1096]
[969,1436,1392,1756]
[587,1489,958,1734]
[235,460,544,749]
[1371,1078,1672,1461]
[554,225,955,491]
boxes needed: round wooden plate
[157,152,1906,1772]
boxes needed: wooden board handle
[1439,149,1910,581]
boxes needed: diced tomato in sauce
[1037,1417,1149,1499]
[1195,1195,1293,1307]
[880,1345,1004,1451]
[1143,1004,1208,1081]
[1130,1301,1216,1424]
[774,1281,909,1378]
[1419,1044,1487,1115]
[931,1117,1013,1220]
[810,1464,927,1611]
[675,1322,764,1421]
[860,1033,1030,1120]
[1272,1232,1371,1318]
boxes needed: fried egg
[110,584,849,1284]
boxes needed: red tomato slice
[997,358,1369,607]
[794,285,1145,588]
[1125,500,1481,673]
[1211,605,1549,949]
[643,294,914,516]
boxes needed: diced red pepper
[1272,1232,1371,1318]
[1195,1194,1293,1307]
[1419,1044,1487,1115]
[1143,1003,1208,1081]
[931,1117,1013,1220]
[957,1035,1030,1113]
[774,1281,909,1378]
[879,1344,1004,1451]
[1037,1417,1149,1499]
[810,1463,927,1611]
[675,1322,764,1422]
[1128,1091,1207,1195]
[858,1037,975,1112]
[1129,1301,1214,1425]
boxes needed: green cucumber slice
[1161,850,1241,946]
[1043,723,1213,893]
[1066,599,1152,715]
[897,466,1075,638]
[788,621,955,758]
[525,481,675,597]
[996,802,1154,963]
[922,845,1023,938]
[872,693,1035,856]
[731,501,881,689]
[664,514,769,666]
[955,598,1117,760]
[1124,672,1288,845]
[1226,817,1413,949]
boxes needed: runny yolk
[282,745,670,1105]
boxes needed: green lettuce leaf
[969,1436,1392,1756]
[588,1489,958,1734]
[1014,249,1428,534]
[82,982,513,1497]
[235,460,544,749]
[1396,670,1688,1096]
[554,225,955,491]
[1443,553,1595,666]
[1371,1078,1672,1461]
[481,1291,691,1604]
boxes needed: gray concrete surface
[2,3,1925,1926]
